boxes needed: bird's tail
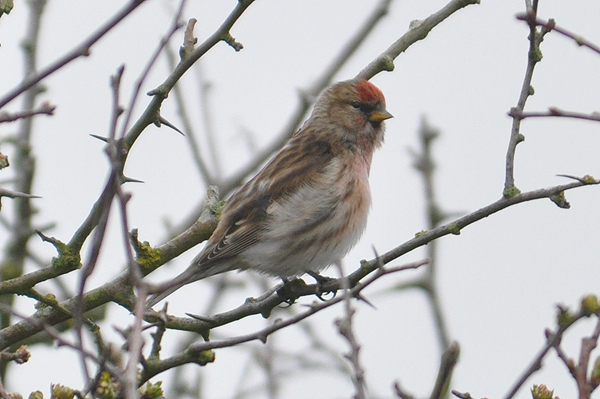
[145,265,215,309]
[145,280,187,309]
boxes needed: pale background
[0,1,599,398]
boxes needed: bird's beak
[369,109,393,123]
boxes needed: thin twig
[504,2,552,196]
[502,308,587,399]
[75,66,126,384]
[0,102,55,123]
[118,0,186,138]
[510,107,600,123]
[335,261,367,399]
[515,13,600,56]
[0,0,149,109]
[406,117,452,351]
[164,42,214,185]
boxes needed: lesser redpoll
[147,79,392,307]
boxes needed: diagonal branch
[357,0,480,80]
[67,0,255,256]
[139,261,427,384]
[0,177,596,352]
[0,0,149,109]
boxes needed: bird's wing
[193,136,336,266]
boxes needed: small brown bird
[147,79,392,307]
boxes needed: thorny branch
[66,0,255,263]
[0,174,596,354]
[138,261,429,384]
[0,0,598,396]
[118,0,187,139]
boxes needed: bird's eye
[351,101,362,109]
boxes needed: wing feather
[192,134,337,267]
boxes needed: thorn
[371,245,384,269]
[35,229,52,242]
[185,312,212,322]
[35,230,65,250]
[354,293,377,309]
[122,176,144,184]
[556,174,580,181]
[155,116,184,135]
[0,187,41,199]
[89,134,109,143]
[556,174,597,184]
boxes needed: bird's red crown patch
[356,80,385,103]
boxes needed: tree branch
[357,0,480,80]
[0,0,149,109]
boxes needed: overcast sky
[0,1,599,398]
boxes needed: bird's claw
[307,271,337,301]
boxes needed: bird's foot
[306,271,337,301]
[277,278,307,305]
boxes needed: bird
[146,79,392,308]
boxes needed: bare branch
[0,102,55,123]
[118,0,186,138]
[358,177,599,280]
[139,260,428,383]
[510,107,600,123]
[504,5,553,196]
[357,0,480,80]
[334,261,367,399]
[0,0,149,109]
[404,117,452,350]
[502,299,598,399]
[516,13,600,56]
[430,342,460,399]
